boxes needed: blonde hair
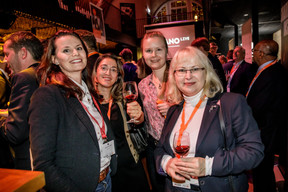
[167,46,223,104]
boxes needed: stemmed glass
[173,132,190,158]
[123,81,139,123]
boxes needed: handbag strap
[218,99,228,150]
[116,102,139,163]
[218,94,235,192]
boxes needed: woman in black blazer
[154,46,264,192]
[28,31,116,192]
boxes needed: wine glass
[123,81,139,123]
[173,132,190,158]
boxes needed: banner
[90,2,106,44]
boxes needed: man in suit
[0,31,43,170]
[226,46,257,96]
[247,40,288,192]
[75,29,99,77]
[191,37,227,91]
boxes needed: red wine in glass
[123,81,139,123]
[125,94,137,103]
[174,145,190,156]
[173,132,190,158]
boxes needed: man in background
[0,31,43,170]
[247,40,288,192]
[226,46,257,96]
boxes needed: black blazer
[246,61,288,154]
[29,84,117,192]
[0,63,39,170]
[229,60,257,96]
[155,93,264,192]
[208,53,227,90]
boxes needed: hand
[175,157,206,177]
[126,101,144,124]
[156,100,171,117]
[166,158,191,181]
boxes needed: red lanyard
[246,60,277,97]
[79,95,107,140]
[177,96,205,146]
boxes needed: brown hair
[37,30,93,100]
[92,53,124,102]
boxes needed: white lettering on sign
[166,36,190,45]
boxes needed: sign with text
[145,23,195,59]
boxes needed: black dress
[102,102,150,192]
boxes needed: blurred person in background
[0,31,43,170]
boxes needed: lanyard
[230,63,240,75]
[177,96,205,146]
[79,95,107,140]
[107,97,113,120]
[227,63,240,89]
[246,60,277,97]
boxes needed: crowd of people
[0,29,287,192]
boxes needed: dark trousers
[252,153,276,192]
[146,135,165,192]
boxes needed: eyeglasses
[174,68,205,76]
[99,66,118,73]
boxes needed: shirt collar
[257,60,275,73]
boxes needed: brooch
[209,105,218,112]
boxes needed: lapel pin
[209,105,218,112]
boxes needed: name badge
[172,178,191,189]
[102,140,115,157]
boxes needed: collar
[257,60,275,73]
[183,89,204,105]
[234,60,243,66]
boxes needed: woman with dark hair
[91,53,150,192]
[29,31,117,192]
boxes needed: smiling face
[142,36,167,71]
[52,35,87,80]
[174,53,206,97]
[93,57,118,89]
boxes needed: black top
[101,102,150,192]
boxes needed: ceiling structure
[210,0,281,52]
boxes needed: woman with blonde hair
[155,46,264,192]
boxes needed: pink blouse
[138,74,165,140]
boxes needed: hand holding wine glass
[123,81,139,123]
[173,131,190,158]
